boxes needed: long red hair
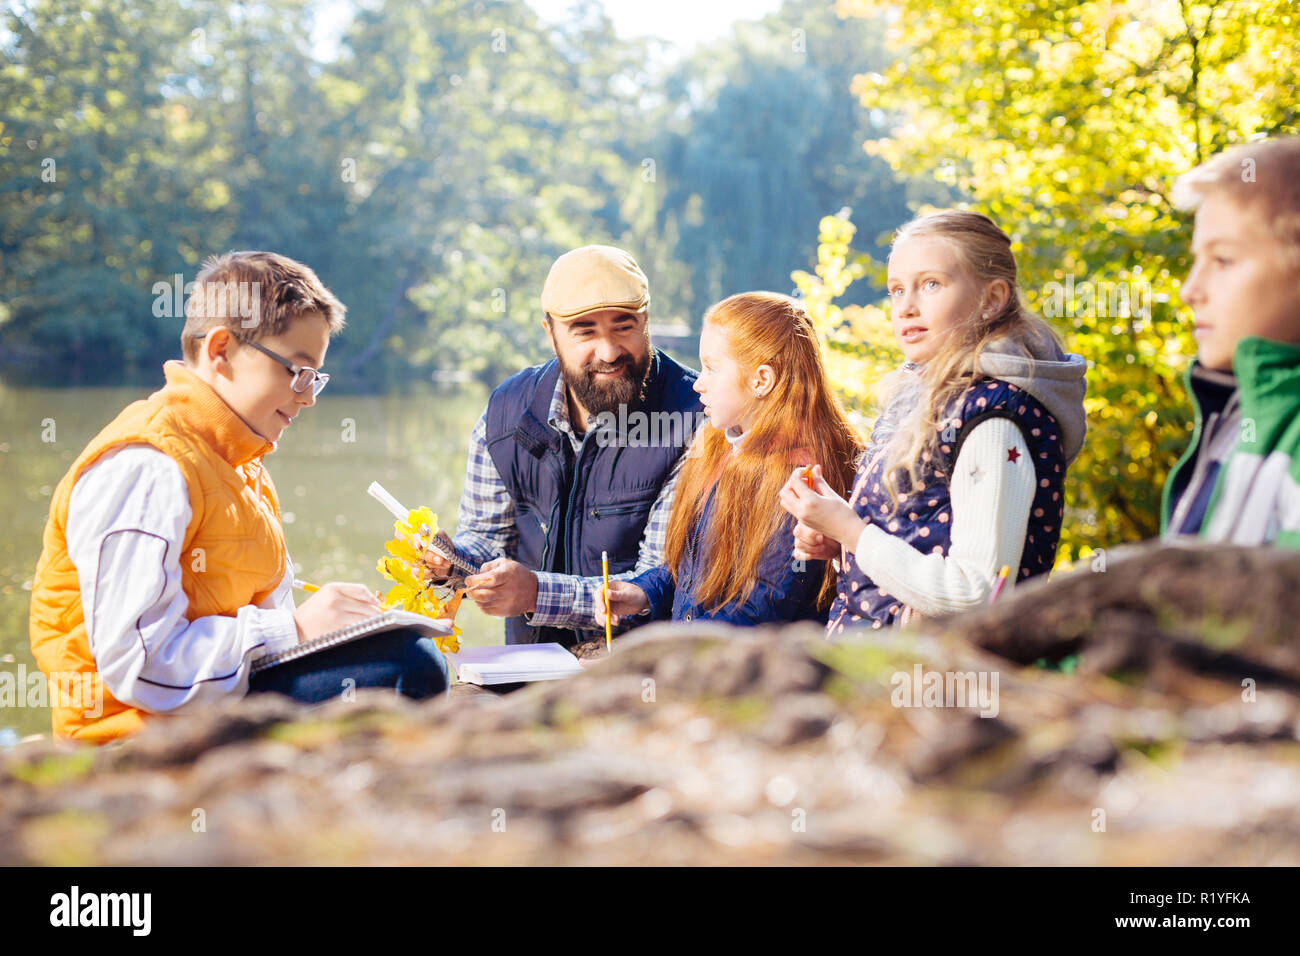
[665,292,862,612]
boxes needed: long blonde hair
[876,210,1062,508]
[665,292,862,611]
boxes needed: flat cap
[541,245,649,321]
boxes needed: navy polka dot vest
[826,376,1067,635]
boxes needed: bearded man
[423,245,703,646]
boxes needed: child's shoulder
[951,377,1056,426]
[66,385,226,502]
[68,442,187,508]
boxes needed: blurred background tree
[0,0,924,387]
[0,0,206,380]
[792,211,900,429]
[0,0,662,385]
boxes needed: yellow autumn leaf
[373,503,466,636]
[385,537,421,564]
[383,558,422,591]
[396,506,438,540]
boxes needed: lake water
[0,378,508,740]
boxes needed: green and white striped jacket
[1162,336,1300,550]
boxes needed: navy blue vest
[484,348,703,646]
[670,483,827,626]
[827,377,1067,634]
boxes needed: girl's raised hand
[595,580,650,628]
[779,463,865,549]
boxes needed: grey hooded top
[977,325,1089,464]
[869,325,1089,466]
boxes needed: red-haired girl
[597,291,862,627]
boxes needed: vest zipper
[246,457,276,521]
[561,433,590,576]
[559,432,593,645]
[539,457,564,572]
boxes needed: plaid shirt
[451,371,681,633]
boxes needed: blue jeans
[247,628,450,703]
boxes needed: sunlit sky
[313,0,788,58]
[528,0,786,48]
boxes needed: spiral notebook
[250,610,454,675]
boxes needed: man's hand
[463,558,538,617]
[293,582,383,644]
[594,580,650,628]
[418,529,457,583]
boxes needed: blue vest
[484,348,703,646]
[827,377,1067,634]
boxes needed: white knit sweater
[848,416,1036,615]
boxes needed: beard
[555,346,652,419]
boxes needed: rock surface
[3,543,1298,865]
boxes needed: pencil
[293,579,320,593]
[602,550,612,652]
[801,465,815,489]
[989,565,1011,604]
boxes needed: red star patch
[1007,447,1021,463]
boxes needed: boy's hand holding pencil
[291,582,384,644]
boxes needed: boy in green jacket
[1162,135,1300,549]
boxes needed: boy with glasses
[30,251,448,744]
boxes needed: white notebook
[250,610,454,675]
[445,643,584,685]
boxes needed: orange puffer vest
[29,361,287,743]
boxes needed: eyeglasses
[189,331,330,397]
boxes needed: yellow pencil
[602,550,612,652]
[293,578,320,593]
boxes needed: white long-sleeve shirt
[847,416,1037,616]
[65,444,300,714]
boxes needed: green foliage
[793,212,901,423]
[0,0,948,388]
[649,0,925,320]
[0,0,207,380]
[808,0,1300,559]
[0,0,663,387]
